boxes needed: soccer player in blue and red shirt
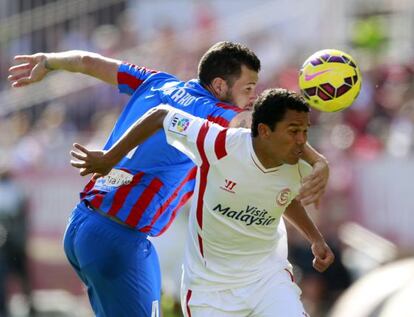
[9,42,329,316]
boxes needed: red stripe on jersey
[117,71,144,91]
[206,115,230,127]
[155,190,194,236]
[197,234,204,257]
[125,177,164,227]
[90,193,104,209]
[195,122,210,229]
[186,289,192,317]
[216,102,243,113]
[141,167,197,233]
[107,172,145,217]
[214,129,228,160]
[80,179,96,199]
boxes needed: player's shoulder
[147,70,180,83]
[119,63,173,78]
[185,80,241,110]
[221,127,250,153]
[208,101,243,116]
[227,127,250,137]
[138,73,184,97]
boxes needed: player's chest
[204,162,300,213]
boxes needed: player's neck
[252,138,283,169]
[203,82,220,100]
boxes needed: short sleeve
[117,63,159,95]
[161,105,230,166]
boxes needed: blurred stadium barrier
[329,258,414,317]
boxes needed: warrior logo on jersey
[220,179,237,193]
[276,188,291,206]
[169,113,191,135]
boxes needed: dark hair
[251,88,309,137]
[198,41,261,87]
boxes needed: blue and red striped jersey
[80,63,243,236]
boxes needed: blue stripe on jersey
[118,84,135,95]
[81,64,242,236]
[149,178,196,236]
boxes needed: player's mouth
[294,149,303,157]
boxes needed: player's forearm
[283,200,324,244]
[45,51,121,85]
[104,108,168,164]
[301,142,328,166]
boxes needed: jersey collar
[248,137,280,174]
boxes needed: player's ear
[211,77,228,98]
[257,123,271,138]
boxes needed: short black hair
[198,41,261,87]
[251,88,309,137]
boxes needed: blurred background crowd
[0,0,413,316]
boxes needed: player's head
[198,41,260,110]
[251,88,310,165]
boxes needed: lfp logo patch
[169,113,191,135]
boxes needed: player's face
[265,109,310,165]
[225,65,258,110]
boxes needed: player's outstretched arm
[8,51,121,87]
[283,199,334,272]
[70,107,168,178]
[297,143,329,207]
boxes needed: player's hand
[70,143,112,180]
[311,240,334,272]
[297,159,329,207]
[8,53,50,87]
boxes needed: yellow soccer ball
[298,49,362,112]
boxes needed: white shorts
[181,269,309,317]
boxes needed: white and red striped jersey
[162,105,312,291]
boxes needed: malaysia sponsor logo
[213,203,276,226]
[220,179,237,193]
[168,113,191,135]
[276,188,291,206]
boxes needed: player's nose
[296,133,307,145]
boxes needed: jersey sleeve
[162,105,230,166]
[298,160,313,181]
[117,63,159,95]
